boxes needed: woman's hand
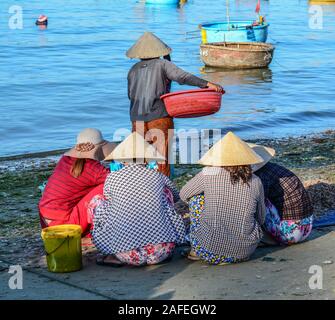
[207,82,224,93]
[163,54,171,61]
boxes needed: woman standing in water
[126,31,224,177]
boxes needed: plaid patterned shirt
[254,162,313,220]
[180,167,265,260]
[92,164,186,254]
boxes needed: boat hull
[201,21,269,43]
[200,42,275,69]
[309,0,335,3]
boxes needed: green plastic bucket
[41,224,82,273]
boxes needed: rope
[44,236,69,256]
[268,34,279,44]
[272,57,293,71]
[226,0,230,30]
[185,35,201,40]
[185,30,199,34]
[265,35,292,71]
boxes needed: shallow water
[0,0,334,156]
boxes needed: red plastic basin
[161,88,224,118]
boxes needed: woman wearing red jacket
[38,128,115,236]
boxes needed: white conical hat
[126,32,172,59]
[104,132,165,162]
[198,131,264,166]
[248,143,276,172]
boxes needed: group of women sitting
[38,128,314,267]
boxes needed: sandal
[186,251,201,261]
[96,255,124,268]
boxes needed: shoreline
[0,148,68,162]
[2,129,333,162]
[0,130,334,268]
[1,129,335,174]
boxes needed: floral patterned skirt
[115,242,175,266]
[264,200,313,245]
[87,194,106,226]
[189,195,241,265]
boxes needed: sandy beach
[0,130,334,299]
[0,131,335,300]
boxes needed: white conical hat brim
[248,143,276,172]
[126,32,172,59]
[198,131,264,166]
[104,132,165,162]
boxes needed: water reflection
[200,66,273,86]
[178,0,188,9]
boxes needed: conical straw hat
[198,131,264,167]
[104,132,165,163]
[248,143,276,172]
[126,32,172,59]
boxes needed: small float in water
[35,15,48,26]
[200,42,275,69]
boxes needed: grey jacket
[127,58,208,122]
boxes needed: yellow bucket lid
[41,224,82,240]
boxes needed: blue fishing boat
[145,0,180,4]
[200,0,269,43]
[200,21,269,43]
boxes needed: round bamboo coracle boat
[200,42,275,69]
